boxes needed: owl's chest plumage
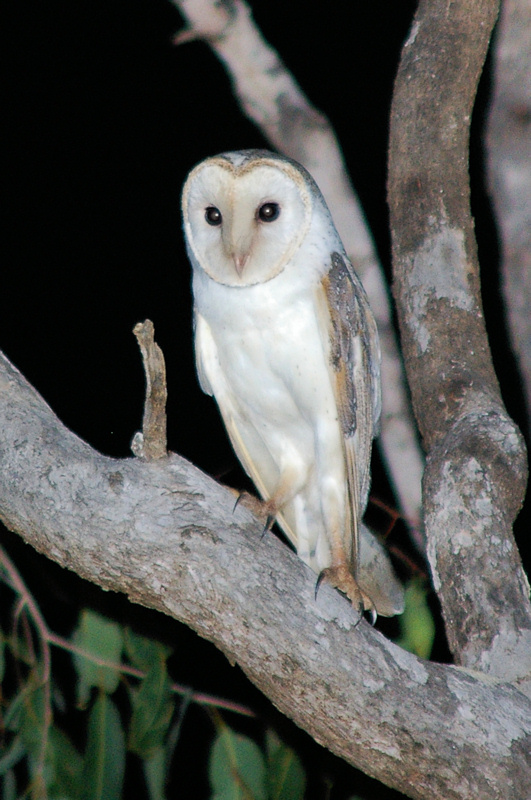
[193,265,338,438]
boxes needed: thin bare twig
[132,319,168,461]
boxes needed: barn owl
[182,150,403,619]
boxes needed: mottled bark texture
[0,350,530,800]
[388,0,531,693]
[486,0,531,436]
[131,320,168,461]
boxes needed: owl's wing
[316,251,381,573]
[193,311,214,396]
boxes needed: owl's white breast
[193,251,340,463]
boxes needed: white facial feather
[182,153,314,286]
[181,149,403,618]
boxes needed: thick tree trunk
[388,0,531,689]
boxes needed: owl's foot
[233,492,277,537]
[316,565,376,624]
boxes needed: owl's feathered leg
[314,437,376,621]
[316,562,376,624]
[233,491,276,536]
[234,461,309,536]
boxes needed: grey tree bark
[388,0,531,687]
[486,0,531,437]
[0,350,530,800]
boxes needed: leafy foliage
[209,725,268,800]
[72,611,124,706]
[0,541,430,799]
[396,579,435,660]
[208,723,306,800]
[0,553,312,799]
[265,730,306,800]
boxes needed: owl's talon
[316,565,375,622]
[315,569,362,613]
[232,492,278,537]
[314,570,326,601]
[232,491,263,517]
[233,493,244,513]
[261,514,276,539]
[366,608,377,626]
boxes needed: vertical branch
[388,0,531,692]
[486,0,531,437]
[131,320,168,461]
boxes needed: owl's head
[182,150,316,287]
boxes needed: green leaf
[6,678,48,754]
[128,655,174,758]
[6,680,84,798]
[209,726,267,800]
[143,747,166,800]
[265,731,305,800]
[5,678,56,795]
[396,579,436,659]
[2,769,17,800]
[72,610,123,706]
[124,629,171,673]
[47,726,83,798]
[81,694,125,800]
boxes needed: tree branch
[0,350,530,800]
[173,0,424,534]
[131,320,168,461]
[388,0,531,690]
[486,0,531,437]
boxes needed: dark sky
[3,2,529,797]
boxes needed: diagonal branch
[172,0,424,533]
[388,0,531,690]
[0,350,530,800]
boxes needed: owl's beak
[222,219,253,277]
[233,251,249,276]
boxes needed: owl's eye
[257,202,280,222]
[205,206,222,226]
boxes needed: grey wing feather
[324,252,380,503]
[319,251,381,570]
